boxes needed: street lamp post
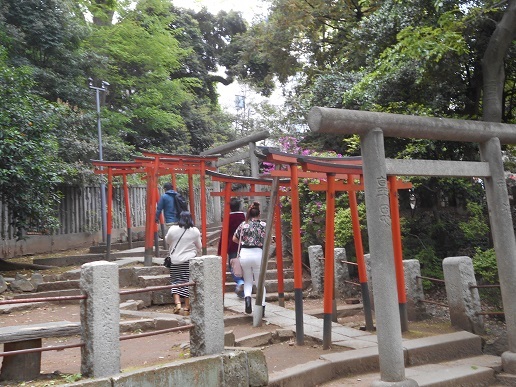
[89,78,109,243]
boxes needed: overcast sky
[172,0,267,22]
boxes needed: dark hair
[229,197,241,212]
[178,211,194,229]
[246,201,260,220]
[163,182,173,191]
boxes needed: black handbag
[164,229,186,268]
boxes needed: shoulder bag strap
[170,229,187,256]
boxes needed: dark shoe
[245,297,252,314]
[262,305,265,318]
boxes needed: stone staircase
[3,246,514,385]
[6,228,514,386]
[267,330,506,386]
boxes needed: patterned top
[234,219,267,248]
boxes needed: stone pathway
[223,293,378,350]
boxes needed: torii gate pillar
[361,129,416,385]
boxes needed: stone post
[80,261,120,378]
[308,245,324,295]
[361,129,416,386]
[442,256,484,334]
[363,253,374,309]
[334,248,351,298]
[403,259,427,321]
[189,255,224,356]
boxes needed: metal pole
[95,88,107,243]
[89,79,109,244]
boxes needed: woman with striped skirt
[165,211,201,316]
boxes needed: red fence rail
[0,281,195,358]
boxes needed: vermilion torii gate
[133,153,218,263]
[92,153,219,265]
[207,171,296,327]
[259,148,412,348]
[91,160,145,260]
[297,156,413,348]
[308,106,516,385]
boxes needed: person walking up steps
[232,201,266,316]
[218,197,245,298]
[155,182,180,229]
[166,211,201,316]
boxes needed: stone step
[89,240,146,254]
[36,280,80,292]
[321,354,500,386]
[138,275,307,293]
[304,304,364,319]
[268,331,493,386]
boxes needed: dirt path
[0,300,348,386]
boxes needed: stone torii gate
[308,107,516,386]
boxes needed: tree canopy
[0,0,514,248]
[0,0,246,236]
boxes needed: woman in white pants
[233,201,267,315]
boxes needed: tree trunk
[481,0,516,123]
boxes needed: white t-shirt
[165,225,202,264]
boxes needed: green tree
[0,0,91,105]
[85,0,193,153]
[0,50,63,239]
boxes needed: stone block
[80,261,120,378]
[272,329,294,343]
[1,339,42,381]
[268,359,333,387]
[308,245,324,295]
[224,330,236,347]
[30,273,44,288]
[137,275,169,288]
[403,331,482,366]
[36,280,80,292]
[151,289,174,305]
[10,274,35,292]
[110,354,223,386]
[403,259,428,321]
[189,256,224,357]
[119,300,140,311]
[334,248,352,298]
[221,349,249,386]
[119,319,154,333]
[118,267,137,288]
[443,256,484,334]
[59,270,81,281]
[154,316,180,330]
[236,332,272,347]
[246,347,269,386]
[0,275,7,294]
[120,291,152,307]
